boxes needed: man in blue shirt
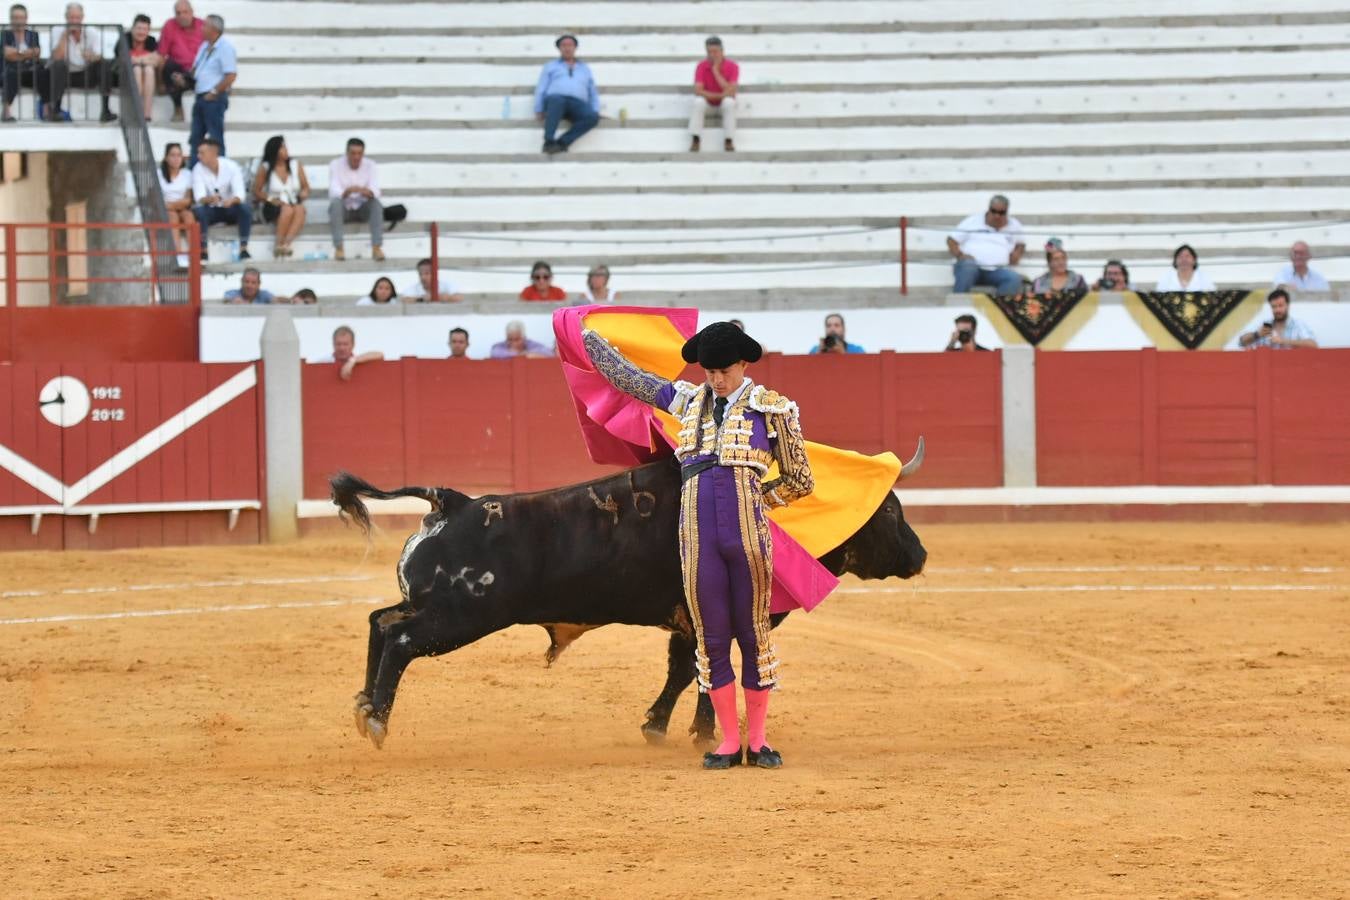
[533,33,599,155]
[187,13,237,167]
[808,312,866,354]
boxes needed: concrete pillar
[1001,345,1037,487]
[261,308,303,541]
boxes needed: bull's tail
[329,471,468,536]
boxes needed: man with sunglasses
[946,194,1026,296]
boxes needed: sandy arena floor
[2,522,1348,898]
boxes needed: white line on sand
[839,584,1350,595]
[925,565,1341,575]
[0,574,377,601]
[0,596,389,626]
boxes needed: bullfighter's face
[704,361,747,398]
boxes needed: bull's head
[821,439,927,580]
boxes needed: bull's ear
[898,436,925,481]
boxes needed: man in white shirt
[1272,241,1331,292]
[1238,289,1318,350]
[946,194,1026,296]
[327,137,384,262]
[402,257,462,302]
[191,138,251,262]
[48,2,115,122]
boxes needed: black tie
[713,396,728,427]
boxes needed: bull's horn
[898,436,925,480]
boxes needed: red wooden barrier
[0,362,262,550]
[1037,348,1350,486]
[301,352,1004,497]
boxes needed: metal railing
[1,221,200,307]
[1,22,121,122]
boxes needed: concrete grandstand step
[218,81,1350,125]
[222,24,1350,61]
[146,116,1350,163]
[230,50,1350,90]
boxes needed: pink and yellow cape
[554,306,902,613]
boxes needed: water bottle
[229,239,239,262]
[619,107,628,128]
[502,96,511,119]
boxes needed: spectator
[519,260,567,301]
[3,4,49,123]
[491,320,553,358]
[1238,289,1318,350]
[1155,244,1215,292]
[1031,239,1088,294]
[327,137,384,262]
[946,194,1025,296]
[1092,259,1132,292]
[320,325,384,381]
[1273,241,1331,292]
[402,257,462,302]
[158,0,202,124]
[120,13,160,122]
[808,313,865,354]
[356,276,397,305]
[576,263,619,303]
[191,137,250,262]
[448,327,469,359]
[222,266,272,304]
[290,287,318,304]
[945,314,990,352]
[157,142,193,266]
[534,33,599,155]
[689,36,738,153]
[49,2,116,123]
[186,14,235,165]
[252,134,309,259]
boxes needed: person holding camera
[807,312,865,354]
[1093,259,1133,292]
[945,314,989,352]
[1238,289,1318,350]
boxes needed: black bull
[332,449,927,749]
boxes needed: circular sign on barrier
[38,375,91,428]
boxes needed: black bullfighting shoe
[746,746,783,769]
[702,747,743,770]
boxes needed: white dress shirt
[1272,264,1331,291]
[328,157,381,211]
[191,157,247,205]
[1155,269,1217,292]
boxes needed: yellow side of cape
[584,310,902,558]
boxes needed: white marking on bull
[397,519,447,599]
[482,501,503,526]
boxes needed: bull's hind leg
[354,603,413,738]
[364,602,511,749]
[642,631,698,744]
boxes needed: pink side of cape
[553,305,838,613]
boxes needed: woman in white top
[157,142,194,264]
[577,263,620,304]
[357,276,398,306]
[251,135,310,259]
[1155,244,1216,292]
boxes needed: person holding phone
[1238,289,1318,350]
[945,314,990,352]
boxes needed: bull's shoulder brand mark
[990,288,1086,346]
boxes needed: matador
[584,321,814,770]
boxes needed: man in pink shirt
[158,0,203,123]
[689,36,739,153]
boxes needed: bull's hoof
[366,717,387,749]
[353,693,372,738]
[641,721,668,745]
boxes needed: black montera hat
[681,322,763,369]
[555,33,579,48]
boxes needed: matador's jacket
[583,328,814,692]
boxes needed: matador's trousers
[679,460,779,691]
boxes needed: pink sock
[744,687,771,751]
[709,683,741,755]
